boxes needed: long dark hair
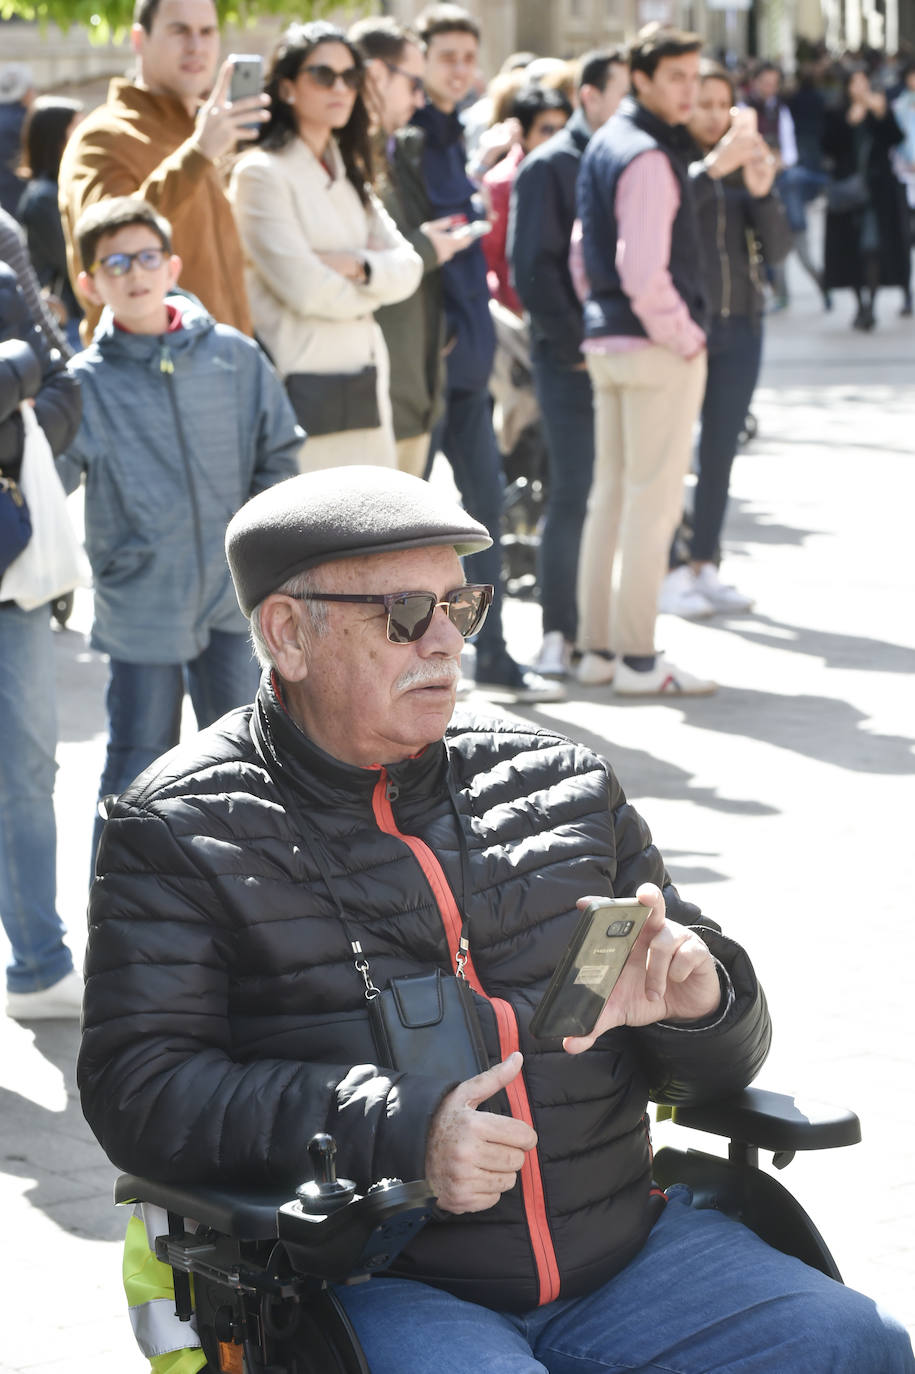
[260,21,373,204]
[21,96,82,181]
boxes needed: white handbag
[0,404,92,611]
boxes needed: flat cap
[226,467,493,616]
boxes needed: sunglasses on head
[300,63,363,91]
[90,247,167,277]
[292,585,493,644]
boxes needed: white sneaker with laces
[577,652,616,686]
[7,969,83,1021]
[658,566,715,619]
[693,563,754,613]
[534,632,572,679]
[614,656,717,697]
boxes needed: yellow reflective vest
[123,1204,207,1374]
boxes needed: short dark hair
[74,196,171,273]
[132,0,162,33]
[20,95,82,181]
[414,4,480,46]
[511,84,572,138]
[260,21,373,204]
[754,60,782,80]
[348,15,421,65]
[578,47,628,93]
[628,24,702,82]
[699,57,736,103]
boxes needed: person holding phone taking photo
[659,63,790,620]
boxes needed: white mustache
[395,660,461,692]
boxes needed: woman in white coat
[231,22,423,472]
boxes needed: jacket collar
[412,101,464,148]
[567,105,595,153]
[107,78,196,132]
[618,94,695,157]
[89,291,213,357]
[251,671,450,805]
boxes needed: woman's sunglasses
[291,585,493,645]
[300,63,363,92]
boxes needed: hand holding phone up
[562,884,722,1055]
[194,57,269,162]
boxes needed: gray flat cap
[226,467,493,616]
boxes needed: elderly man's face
[281,546,468,766]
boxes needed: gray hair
[249,567,329,670]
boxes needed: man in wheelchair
[79,467,913,1372]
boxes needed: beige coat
[230,137,422,471]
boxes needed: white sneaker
[693,564,755,613]
[614,656,717,696]
[7,969,83,1021]
[658,566,715,620]
[534,632,573,679]
[577,651,616,686]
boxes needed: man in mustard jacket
[59,0,264,341]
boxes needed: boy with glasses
[58,195,301,870]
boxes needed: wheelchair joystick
[295,1133,357,1214]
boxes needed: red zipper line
[372,772,561,1306]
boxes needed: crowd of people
[0,3,913,1008]
[1,7,914,1371]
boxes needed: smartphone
[529,898,649,1040]
[228,54,263,128]
[731,105,758,136]
[457,220,492,239]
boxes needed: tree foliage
[0,0,363,43]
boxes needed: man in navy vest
[509,48,629,681]
[575,25,752,697]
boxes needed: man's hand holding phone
[194,59,270,162]
[562,884,722,1055]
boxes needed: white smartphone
[228,54,263,128]
[458,220,493,239]
[529,898,649,1040]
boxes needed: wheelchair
[115,1087,860,1373]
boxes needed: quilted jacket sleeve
[602,757,772,1106]
[78,796,448,1190]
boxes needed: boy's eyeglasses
[291,585,493,645]
[383,60,425,97]
[90,248,167,278]
[300,64,363,92]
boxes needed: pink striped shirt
[570,150,706,359]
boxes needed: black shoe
[852,305,874,331]
[473,650,566,704]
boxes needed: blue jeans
[691,316,763,564]
[91,630,259,869]
[531,353,595,642]
[0,602,74,993]
[334,1186,913,1373]
[432,386,506,661]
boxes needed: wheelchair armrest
[114,1174,287,1240]
[667,1087,861,1153]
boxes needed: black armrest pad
[670,1087,861,1152]
[114,1174,288,1240]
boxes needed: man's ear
[631,69,650,101]
[77,270,103,309]
[259,596,310,682]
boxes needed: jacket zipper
[372,771,561,1306]
[160,345,206,622]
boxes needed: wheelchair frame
[115,1087,861,1374]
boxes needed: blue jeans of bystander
[91,629,259,871]
[0,601,74,993]
[334,1186,913,1373]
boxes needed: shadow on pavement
[0,1020,123,1242]
[702,612,915,676]
[52,623,107,746]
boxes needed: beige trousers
[578,346,707,657]
[395,434,431,478]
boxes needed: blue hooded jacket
[58,294,301,664]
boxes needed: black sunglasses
[292,585,493,644]
[383,59,425,97]
[300,63,363,92]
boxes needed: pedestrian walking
[822,68,910,330]
[231,21,422,473]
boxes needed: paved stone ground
[2,253,913,1370]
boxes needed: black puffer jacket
[79,678,771,1312]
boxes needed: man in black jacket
[79,466,912,1372]
[509,48,629,679]
[1,258,82,1020]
